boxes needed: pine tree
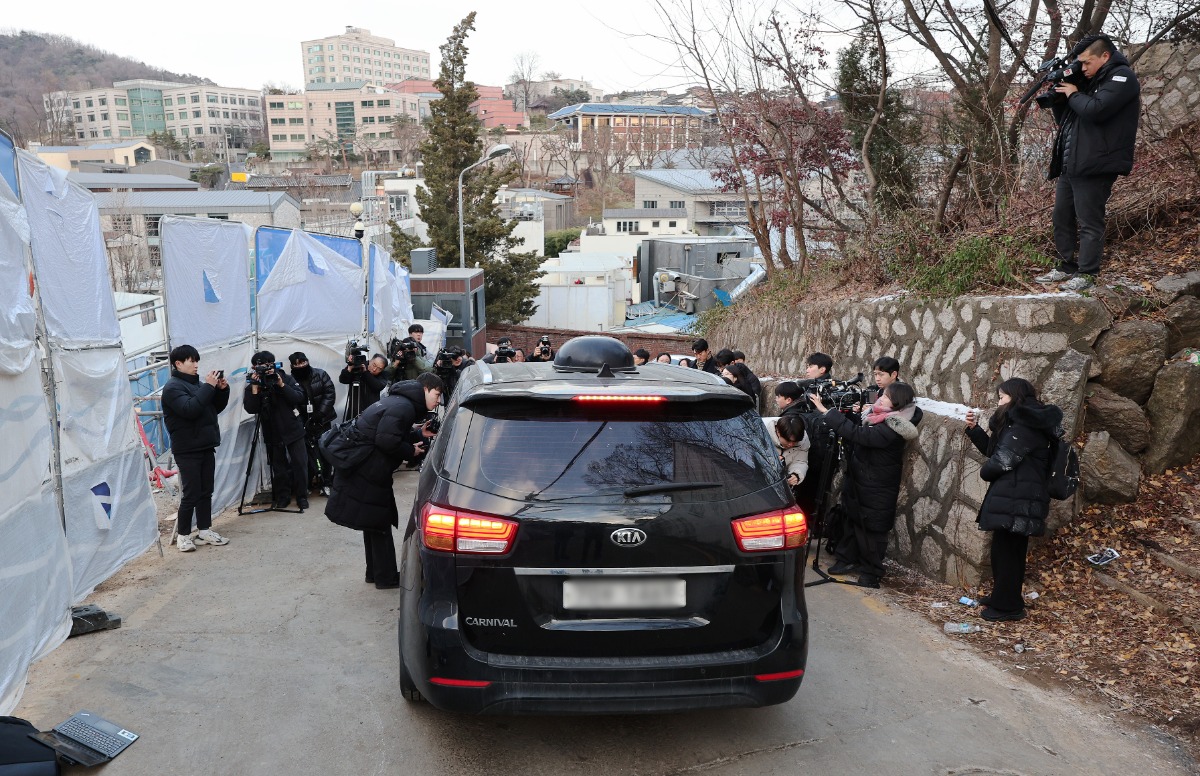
[413,12,543,324]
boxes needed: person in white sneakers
[162,344,231,551]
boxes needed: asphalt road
[15,471,1197,776]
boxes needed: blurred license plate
[562,578,686,610]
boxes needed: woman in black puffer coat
[966,377,1063,622]
[809,382,922,588]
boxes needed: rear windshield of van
[450,401,778,501]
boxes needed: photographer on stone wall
[1035,33,1140,293]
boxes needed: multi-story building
[265,82,421,164]
[45,80,263,160]
[504,78,602,111]
[547,104,714,151]
[632,169,749,236]
[301,26,431,88]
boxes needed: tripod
[237,388,303,515]
[343,377,363,421]
[802,420,871,588]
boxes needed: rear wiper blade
[623,481,722,498]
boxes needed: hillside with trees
[0,29,213,146]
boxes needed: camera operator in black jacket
[1036,34,1140,293]
[325,373,444,589]
[289,351,336,496]
[162,344,231,552]
[339,353,389,413]
[244,350,309,510]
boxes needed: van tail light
[731,509,808,552]
[421,503,518,555]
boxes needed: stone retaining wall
[712,280,1200,586]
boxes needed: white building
[525,253,634,332]
[113,291,166,358]
[301,26,431,87]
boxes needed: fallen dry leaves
[885,454,1200,760]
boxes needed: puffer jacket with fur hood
[821,406,922,532]
[966,401,1063,536]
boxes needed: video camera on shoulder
[434,346,463,372]
[345,338,369,369]
[1021,39,1092,109]
[388,336,420,364]
[801,373,867,414]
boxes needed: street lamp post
[457,144,513,269]
[350,201,368,336]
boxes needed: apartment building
[301,26,430,88]
[504,78,602,111]
[45,80,263,160]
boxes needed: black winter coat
[339,365,388,409]
[162,371,230,454]
[242,372,306,444]
[292,365,337,429]
[324,381,426,532]
[1050,52,1140,179]
[823,406,922,532]
[966,401,1063,536]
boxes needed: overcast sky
[5,2,693,95]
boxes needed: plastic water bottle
[959,596,978,606]
[944,622,982,634]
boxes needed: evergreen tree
[413,12,543,324]
[835,32,919,214]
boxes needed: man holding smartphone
[162,344,231,552]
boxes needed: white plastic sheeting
[369,244,412,351]
[18,158,121,347]
[258,230,366,338]
[161,216,253,351]
[0,171,72,714]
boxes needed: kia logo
[610,528,647,547]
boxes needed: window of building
[362,100,374,107]
[290,134,305,141]
[77,131,85,139]
[223,111,230,118]
[341,44,349,50]
[139,301,157,326]
[148,246,162,268]
[191,95,200,103]
[616,221,640,233]
[207,95,218,103]
[111,214,132,233]
[115,97,126,106]
[668,220,678,227]
[208,109,219,118]
[670,200,685,209]
[271,133,287,141]
[643,200,657,209]
[710,201,747,216]
[288,117,304,125]
[287,101,302,110]
[87,114,95,122]
[164,97,173,106]
[238,97,246,105]
[72,100,80,109]
[652,221,660,228]
[195,126,204,134]
[85,99,93,107]
[180,127,189,136]
[221,96,229,104]
[193,110,201,118]
[165,112,174,120]
[354,57,360,63]
[99,97,107,106]
[362,116,375,123]
[270,117,286,125]
[269,101,284,109]
[145,214,163,237]
[377,99,390,108]
[100,112,108,120]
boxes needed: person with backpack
[324,372,444,589]
[965,377,1064,622]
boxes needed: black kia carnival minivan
[398,336,809,713]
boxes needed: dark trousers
[363,528,398,585]
[834,515,889,583]
[305,428,332,490]
[988,529,1029,613]
[1053,173,1118,276]
[176,449,215,535]
[268,436,308,504]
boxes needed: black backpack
[1047,435,1080,500]
[318,416,375,472]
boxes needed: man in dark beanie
[289,351,337,497]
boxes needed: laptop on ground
[28,711,138,767]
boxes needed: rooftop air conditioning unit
[410,247,437,274]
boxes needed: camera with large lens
[493,345,517,363]
[424,411,441,435]
[1033,56,1088,109]
[536,335,552,358]
[801,373,867,414]
[345,338,369,370]
[388,337,419,365]
[434,346,462,372]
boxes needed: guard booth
[409,249,487,357]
